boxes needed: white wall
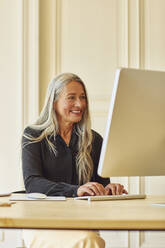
[60,0,117,137]
[0,0,22,193]
[0,0,39,247]
[0,0,165,247]
[0,0,39,194]
[0,0,23,247]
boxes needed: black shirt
[22,126,110,197]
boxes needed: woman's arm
[22,131,78,197]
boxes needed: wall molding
[22,0,39,126]
[17,0,24,133]
[115,0,129,67]
[139,231,165,248]
[116,0,146,69]
[55,0,61,74]
[138,0,145,68]
[50,0,61,76]
[39,0,62,110]
[143,0,151,69]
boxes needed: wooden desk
[0,195,165,230]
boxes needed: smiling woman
[22,72,126,248]
[54,81,87,145]
[23,73,98,186]
[22,73,108,248]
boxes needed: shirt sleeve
[22,128,78,197]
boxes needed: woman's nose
[74,98,82,107]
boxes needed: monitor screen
[98,68,165,177]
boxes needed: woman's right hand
[77,182,106,197]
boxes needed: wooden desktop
[0,195,165,230]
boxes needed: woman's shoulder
[91,129,103,144]
[23,126,42,138]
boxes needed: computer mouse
[27,192,47,199]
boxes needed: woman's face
[54,81,87,126]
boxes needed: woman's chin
[70,117,82,123]
[69,115,82,122]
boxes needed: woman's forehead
[62,81,85,94]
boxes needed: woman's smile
[70,109,82,115]
[55,81,87,125]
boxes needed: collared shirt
[22,126,110,197]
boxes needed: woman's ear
[53,101,56,110]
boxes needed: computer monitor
[98,68,165,177]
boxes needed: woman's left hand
[105,183,128,195]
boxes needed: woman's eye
[68,96,75,100]
[67,95,86,101]
[80,95,86,100]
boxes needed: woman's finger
[91,183,106,195]
[77,185,94,196]
[110,185,117,195]
[105,183,128,195]
[86,182,106,195]
[87,184,100,195]
[116,184,124,195]
[123,188,128,194]
[78,182,106,196]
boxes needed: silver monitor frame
[98,68,165,177]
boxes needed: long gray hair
[24,73,93,184]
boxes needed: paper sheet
[10,194,66,201]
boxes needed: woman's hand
[77,182,106,197]
[105,183,128,195]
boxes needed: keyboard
[74,194,146,201]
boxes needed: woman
[22,73,127,248]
